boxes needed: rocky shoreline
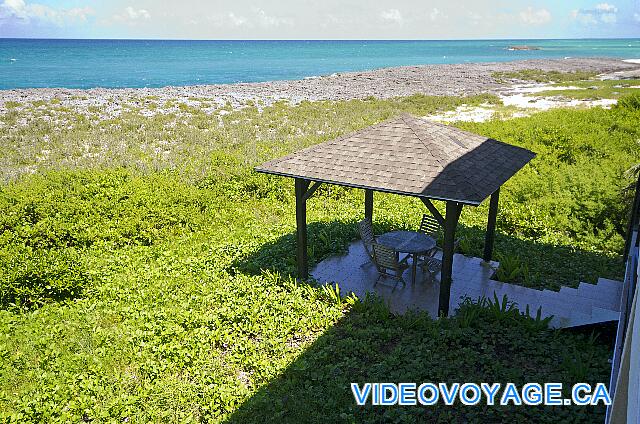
[1,57,639,110]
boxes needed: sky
[0,0,639,39]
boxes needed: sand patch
[500,93,616,110]
[426,83,619,123]
[425,105,496,123]
[499,83,617,110]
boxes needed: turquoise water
[1,38,639,89]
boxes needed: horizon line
[2,36,640,42]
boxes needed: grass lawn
[1,92,638,422]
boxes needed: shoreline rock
[0,57,638,110]
[507,45,541,51]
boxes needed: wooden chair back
[358,218,375,259]
[371,243,399,271]
[419,214,442,238]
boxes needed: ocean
[1,38,639,90]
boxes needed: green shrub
[0,170,211,250]
[494,253,528,284]
[0,246,89,310]
[616,92,640,110]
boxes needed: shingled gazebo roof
[256,113,535,206]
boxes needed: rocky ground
[1,57,638,111]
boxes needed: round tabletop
[377,230,436,254]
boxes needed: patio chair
[417,256,442,283]
[358,218,376,263]
[418,214,442,258]
[371,242,410,288]
[418,214,464,256]
[419,213,442,238]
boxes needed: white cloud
[254,8,292,28]
[380,8,403,25]
[0,0,93,26]
[208,12,248,28]
[634,12,640,22]
[596,3,617,23]
[571,3,618,25]
[571,9,597,25]
[600,13,617,23]
[208,9,291,29]
[227,12,247,27]
[519,7,551,25]
[595,3,617,13]
[429,8,446,22]
[113,6,151,23]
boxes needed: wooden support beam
[439,201,462,317]
[483,189,500,262]
[295,178,309,279]
[420,198,445,226]
[364,189,374,221]
[302,181,322,202]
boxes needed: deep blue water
[1,38,639,89]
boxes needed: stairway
[538,278,622,329]
[446,254,622,329]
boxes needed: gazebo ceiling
[255,113,535,205]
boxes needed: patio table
[377,230,436,285]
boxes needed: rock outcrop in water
[507,45,541,51]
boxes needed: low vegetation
[227,296,610,423]
[1,89,637,422]
[492,69,598,84]
[536,79,640,100]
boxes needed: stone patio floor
[311,241,622,328]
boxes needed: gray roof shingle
[255,113,535,205]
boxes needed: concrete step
[558,286,580,297]
[590,306,620,323]
[537,279,623,328]
[539,288,592,315]
[576,281,621,311]
[550,310,592,329]
[566,307,619,328]
[597,277,623,288]
[596,277,623,299]
[481,277,623,328]
[549,306,620,329]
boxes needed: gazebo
[255,113,535,315]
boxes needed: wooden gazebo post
[483,188,500,262]
[294,178,322,279]
[295,178,309,279]
[364,189,374,221]
[440,201,462,316]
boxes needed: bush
[494,253,528,284]
[0,170,211,250]
[616,92,640,110]
[0,246,89,310]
